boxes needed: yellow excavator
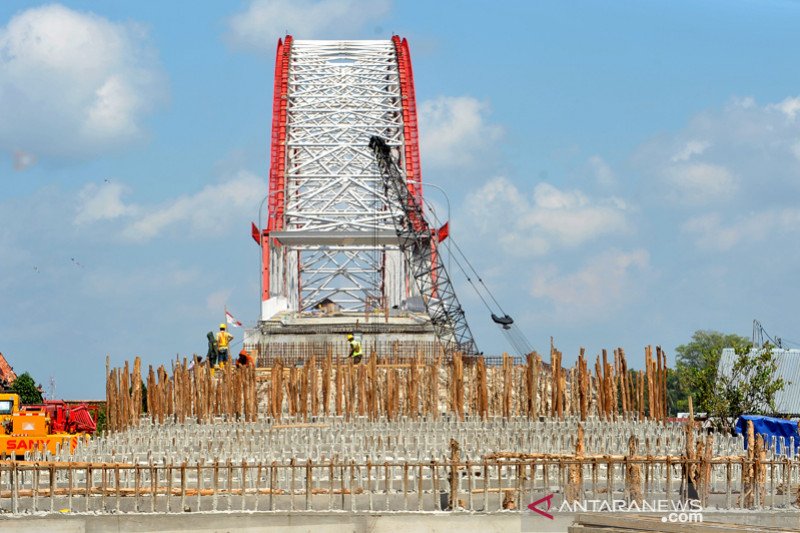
[0,393,95,457]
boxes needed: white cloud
[683,209,800,251]
[74,182,138,225]
[663,163,737,206]
[419,96,503,168]
[635,95,800,208]
[227,0,390,53]
[0,4,164,160]
[122,171,264,241]
[530,249,650,318]
[671,140,711,162]
[71,170,264,241]
[464,177,630,256]
[588,155,616,186]
[769,96,800,121]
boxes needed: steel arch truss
[261,39,422,313]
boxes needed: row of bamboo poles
[106,356,258,432]
[105,344,669,428]
[259,344,670,422]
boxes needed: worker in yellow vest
[347,333,363,364]
[216,323,233,368]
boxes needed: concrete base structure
[3,511,799,533]
[0,512,521,533]
[245,311,439,366]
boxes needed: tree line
[668,330,787,431]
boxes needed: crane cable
[421,198,534,356]
[424,198,510,317]
[421,198,495,314]
[422,199,534,347]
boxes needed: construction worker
[216,324,233,367]
[236,349,255,368]
[206,332,219,367]
[347,333,363,364]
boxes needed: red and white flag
[225,311,242,328]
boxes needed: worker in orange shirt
[236,349,255,368]
[216,323,233,368]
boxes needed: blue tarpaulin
[735,415,799,454]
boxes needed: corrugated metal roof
[718,348,800,416]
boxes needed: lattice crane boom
[369,136,478,356]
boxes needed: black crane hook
[491,314,514,330]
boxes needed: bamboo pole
[430,355,439,420]
[310,355,318,417]
[322,351,331,416]
[626,436,642,503]
[578,349,588,421]
[566,424,584,502]
[594,357,604,420]
[477,357,488,420]
[502,354,512,419]
[369,353,378,420]
[335,362,343,417]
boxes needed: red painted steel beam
[262,35,292,303]
[394,36,440,300]
[268,35,292,233]
[392,36,424,204]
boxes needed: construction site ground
[3,510,800,533]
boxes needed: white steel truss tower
[258,37,424,318]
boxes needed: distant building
[0,352,17,388]
[717,348,800,417]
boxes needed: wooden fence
[0,453,797,515]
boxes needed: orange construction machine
[0,393,95,457]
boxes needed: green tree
[10,372,43,404]
[670,330,787,430]
[708,344,786,431]
[666,367,687,415]
[673,330,750,415]
[95,407,107,434]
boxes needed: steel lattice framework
[370,136,478,356]
[258,37,424,317]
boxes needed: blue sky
[1,0,799,398]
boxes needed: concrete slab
[2,510,799,533]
